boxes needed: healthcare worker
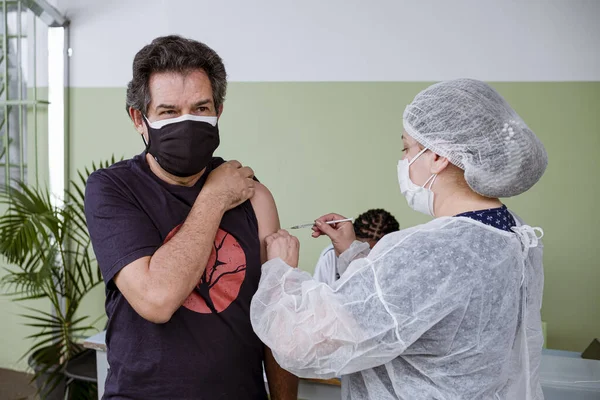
[250,78,547,399]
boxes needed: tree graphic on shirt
[195,232,247,313]
[163,224,248,314]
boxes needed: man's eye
[197,107,208,112]
[160,110,176,115]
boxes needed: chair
[63,349,97,399]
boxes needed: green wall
[4,82,595,371]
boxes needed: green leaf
[23,321,64,329]
[18,313,62,325]
[20,305,64,321]
[24,328,65,339]
[25,336,64,356]
[10,293,47,301]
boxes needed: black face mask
[143,115,220,177]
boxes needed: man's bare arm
[251,183,299,399]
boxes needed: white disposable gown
[250,216,544,399]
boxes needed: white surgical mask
[397,147,438,216]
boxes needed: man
[313,209,399,285]
[84,35,298,399]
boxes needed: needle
[290,218,354,229]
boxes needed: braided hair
[353,209,400,241]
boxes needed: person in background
[84,35,297,400]
[313,209,399,285]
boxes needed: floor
[0,368,36,400]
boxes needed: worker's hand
[203,160,256,211]
[266,230,300,268]
[312,213,356,256]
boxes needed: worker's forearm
[148,190,225,311]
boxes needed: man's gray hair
[125,35,227,116]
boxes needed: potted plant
[0,158,115,399]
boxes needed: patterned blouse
[455,204,516,232]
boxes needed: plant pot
[28,345,66,400]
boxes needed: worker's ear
[430,154,450,175]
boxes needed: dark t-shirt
[84,153,268,400]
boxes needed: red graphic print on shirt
[164,225,246,314]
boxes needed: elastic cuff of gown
[261,257,294,280]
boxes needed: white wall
[56,0,600,86]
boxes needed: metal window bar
[16,0,22,181]
[32,5,36,186]
[2,0,9,187]
[0,0,31,188]
[0,0,66,189]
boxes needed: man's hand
[203,160,256,211]
[312,213,356,256]
[266,230,300,268]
